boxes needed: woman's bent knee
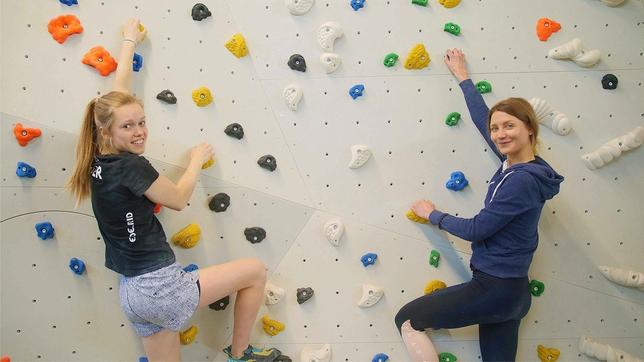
[247,258,267,284]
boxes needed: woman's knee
[394,307,411,332]
[246,257,267,285]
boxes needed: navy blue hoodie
[428,79,564,278]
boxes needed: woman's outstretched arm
[113,18,146,94]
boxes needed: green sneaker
[223,345,281,362]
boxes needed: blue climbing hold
[133,53,143,72]
[138,357,149,362]
[349,84,365,99]
[361,252,378,267]
[16,162,36,178]
[372,353,389,362]
[351,0,366,11]
[445,171,468,191]
[59,0,78,6]
[35,222,55,240]
[183,264,199,272]
[69,258,86,275]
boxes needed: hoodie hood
[506,156,564,201]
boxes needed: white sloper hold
[579,336,643,362]
[357,284,384,308]
[285,0,315,15]
[265,282,286,305]
[348,144,372,169]
[317,21,343,52]
[548,38,601,68]
[301,344,332,362]
[581,126,644,170]
[529,98,573,135]
[323,218,344,246]
[283,84,303,111]
[598,266,644,291]
[320,53,342,73]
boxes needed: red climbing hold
[13,123,42,146]
[536,18,561,41]
[154,203,161,214]
[47,14,83,44]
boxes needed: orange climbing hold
[13,123,42,146]
[48,14,83,44]
[82,46,117,76]
[1,355,11,362]
[536,18,561,41]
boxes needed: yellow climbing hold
[192,86,213,107]
[172,223,201,248]
[179,325,198,345]
[404,44,431,70]
[424,280,447,295]
[225,33,248,58]
[406,209,428,224]
[438,0,461,8]
[537,345,560,362]
[201,157,215,169]
[261,315,285,336]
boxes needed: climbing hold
[404,44,430,70]
[445,112,461,126]
[35,222,55,240]
[288,54,307,72]
[349,84,365,99]
[69,257,86,275]
[320,53,342,73]
[153,203,162,214]
[301,344,331,362]
[171,224,201,248]
[383,53,399,67]
[438,0,461,8]
[351,0,366,11]
[529,279,545,296]
[191,86,213,107]
[179,325,198,345]
[138,357,148,362]
[209,296,230,311]
[183,264,199,272]
[372,353,389,362]
[598,266,644,290]
[244,227,267,244]
[360,252,378,267]
[598,0,625,6]
[536,18,561,41]
[529,98,572,136]
[16,162,37,178]
[348,144,372,169]
[132,53,143,72]
[548,38,600,68]
[446,171,469,191]
[283,84,303,111]
[275,356,293,362]
[201,157,215,169]
[439,352,458,362]
[225,33,249,58]
[424,280,447,295]
[601,74,618,90]
[406,210,428,224]
[581,126,644,170]
[13,123,42,147]
[191,3,212,21]
[317,22,343,52]
[156,89,177,104]
[82,46,117,76]
[224,123,244,139]
[537,345,560,362]
[208,193,231,212]
[297,287,314,304]
[411,0,428,6]
[48,15,83,44]
[262,315,286,336]
[443,22,461,36]
[475,80,492,94]
[579,336,640,362]
[357,284,384,308]
[285,0,315,15]
[323,218,345,246]
[1,356,11,362]
[429,250,440,268]
[257,155,277,172]
[59,0,78,5]
[265,282,286,305]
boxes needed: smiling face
[489,111,534,157]
[105,102,147,155]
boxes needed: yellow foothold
[537,345,560,362]
[261,315,285,336]
[192,86,213,107]
[406,210,428,224]
[404,44,431,70]
[179,325,198,345]
[171,224,201,248]
[138,23,145,32]
[438,0,461,8]
[225,33,248,58]
[424,280,447,295]
[201,157,215,169]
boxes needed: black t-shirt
[90,152,175,276]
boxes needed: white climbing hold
[301,344,332,362]
[597,0,625,6]
[581,126,644,170]
[317,21,343,52]
[265,282,286,305]
[323,218,344,246]
[357,284,384,308]
[283,84,303,111]
[598,266,644,291]
[320,52,342,73]
[348,144,372,169]
[529,98,572,136]
[548,38,601,68]
[285,0,315,15]
[579,336,643,362]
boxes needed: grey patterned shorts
[119,263,200,337]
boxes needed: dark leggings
[395,268,532,362]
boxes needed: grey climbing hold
[209,295,230,310]
[288,54,307,72]
[257,155,277,171]
[244,227,266,244]
[297,287,314,304]
[191,3,211,21]
[224,123,244,139]
[156,89,177,104]
[208,193,230,212]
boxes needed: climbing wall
[1,0,643,361]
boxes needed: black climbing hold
[191,3,212,21]
[156,89,177,104]
[224,123,244,139]
[209,295,230,311]
[208,193,230,212]
[297,287,314,304]
[601,74,618,90]
[275,355,293,362]
[244,227,266,244]
[287,54,307,72]
[257,155,277,172]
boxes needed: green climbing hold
[444,22,461,36]
[475,80,492,94]
[529,279,545,297]
[412,0,428,6]
[383,53,399,67]
[439,352,458,362]
[429,250,440,268]
[445,112,461,126]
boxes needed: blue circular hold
[69,257,86,275]
[361,252,378,267]
[183,263,199,272]
[35,222,55,240]
[133,53,143,72]
[351,0,366,11]
[59,0,78,6]
[372,353,389,362]
[445,171,469,191]
[349,84,365,99]
[16,162,36,178]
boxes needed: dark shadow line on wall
[0,209,95,224]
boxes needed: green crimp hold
[476,80,492,94]
[429,250,440,268]
[412,0,428,6]
[445,112,461,126]
[383,53,399,67]
[529,279,545,297]
[444,22,461,36]
[439,352,458,362]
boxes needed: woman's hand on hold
[444,48,469,82]
[190,143,214,165]
[411,200,436,220]
[123,18,146,44]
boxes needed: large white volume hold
[323,218,344,246]
[320,53,342,73]
[579,336,643,362]
[317,22,343,52]
[357,284,384,308]
[265,282,286,305]
[581,126,644,170]
[348,144,372,169]
[599,0,625,6]
[549,38,601,67]
[598,266,644,291]
[283,84,303,111]
[285,0,315,15]
[529,98,572,135]
[301,344,332,362]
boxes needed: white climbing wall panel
[1,0,643,361]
